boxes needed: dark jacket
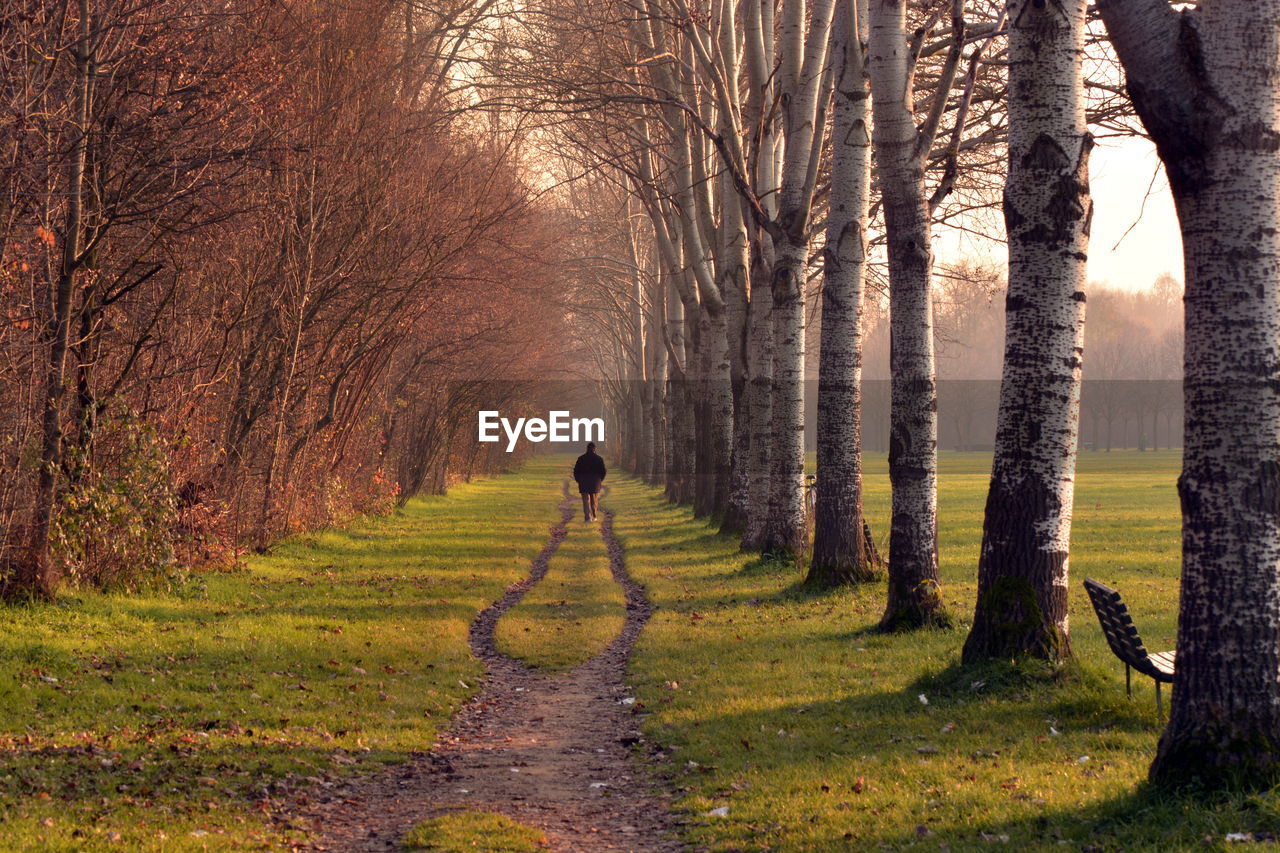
[573,451,607,494]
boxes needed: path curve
[301,483,680,852]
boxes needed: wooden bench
[1083,578,1176,714]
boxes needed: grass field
[609,450,1280,852]
[402,810,547,851]
[0,461,565,850]
[0,450,1262,851]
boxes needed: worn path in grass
[304,482,678,852]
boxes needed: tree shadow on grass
[0,736,406,844]
[908,658,1162,735]
[806,782,1280,851]
[764,573,900,606]
[657,654,1169,793]
[623,532,732,558]
[686,552,796,582]
[827,621,913,642]
[913,657,1075,700]
[660,682,1218,852]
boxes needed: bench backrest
[1083,578,1149,664]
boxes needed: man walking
[573,442,606,521]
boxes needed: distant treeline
[850,270,1185,452]
[853,380,1182,453]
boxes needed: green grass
[610,450,1280,852]
[493,515,626,671]
[401,810,546,851]
[858,451,1181,642]
[0,449,1253,851]
[0,457,567,850]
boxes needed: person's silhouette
[572,442,606,521]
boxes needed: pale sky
[1088,134,1182,290]
[935,134,1183,293]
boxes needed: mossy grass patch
[401,810,546,851]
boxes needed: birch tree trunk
[717,0,751,529]
[624,199,650,477]
[633,7,731,514]
[698,298,734,514]
[741,250,776,549]
[713,121,748,522]
[631,263,650,478]
[759,0,836,555]
[647,274,668,485]
[962,0,1091,665]
[684,141,731,519]
[869,0,948,629]
[723,394,752,532]
[762,244,809,553]
[720,173,752,533]
[665,281,687,502]
[679,283,701,505]
[811,0,875,585]
[740,0,780,550]
[1099,0,1280,788]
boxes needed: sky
[935,134,1184,293]
[1087,135,1183,291]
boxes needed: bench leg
[1156,680,1163,717]
[1125,664,1131,698]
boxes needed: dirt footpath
[301,485,680,852]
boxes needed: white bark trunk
[679,279,699,505]
[763,241,809,553]
[759,0,836,554]
[812,0,874,584]
[963,0,1091,664]
[869,0,944,628]
[664,278,687,502]
[739,0,779,549]
[721,171,752,532]
[631,264,650,478]
[700,299,734,514]
[742,250,775,549]
[716,0,751,530]
[647,274,667,485]
[1099,0,1280,787]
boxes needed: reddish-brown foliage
[0,0,571,593]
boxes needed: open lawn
[0,461,564,850]
[0,450,1265,852]
[610,450,1280,852]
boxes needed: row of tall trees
[0,0,569,597]
[505,0,1014,615]
[550,0,1280,789]
[9,0,1278,794]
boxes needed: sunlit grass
[0,450,1226,851]
[0,457,567,850]
[401,809,547,851]
[611,451,1280,851]
[494,514,626,671]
